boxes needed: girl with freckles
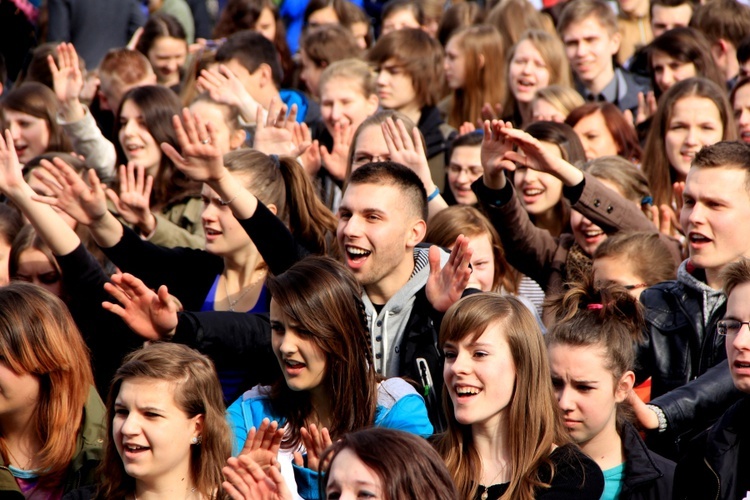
[546,279,675,499]
[435,293,604,499]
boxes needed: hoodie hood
[678,259,726,332]
[362,246,450,375]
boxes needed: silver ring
[201,139,210,145]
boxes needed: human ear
[229,128,246,150]
[609,31,622,56]
[266,203,278,215]
[615,370,635,403]
[407,218,427,248]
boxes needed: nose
[120,412,141,437]
[122,118,138,137]
[343,213,365,238]
[376,70,388,87]
[740,109,750,127]
[684,126,699,146]
[522,60,534,74]
[448,351,471,376]
[576,41,588,57]
[277,329,299,356]
[661,67,674,89]
[201,201,218,225]
[8,122,20,141]
[556,385,575,412]
[733,323,750,351]
[330,102,343,123]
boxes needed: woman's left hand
[499,127,584,187]
[102,273,179,340]
[293,424,332,473]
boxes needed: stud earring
[191,436,202,445]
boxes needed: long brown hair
[435,294,569,499]
[97,343,231,500]
[223,149,337,256]
[566,102,643,163]
[642,77,736,207]
[446,25,507,128]
[115,85,202,207]
[266,256,378,448]
[0,283,94,488]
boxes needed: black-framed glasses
[717,319,750,336]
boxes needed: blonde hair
[532,85,585,119]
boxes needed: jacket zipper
[703,457,720,500]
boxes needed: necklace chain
[223,269,266,312]
[479,461,508,500]
[6,447,33,470]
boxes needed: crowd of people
[2,0,750,498]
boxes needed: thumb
[428,245,442,276]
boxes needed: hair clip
[587,303,604,310]
[641,196,653,205]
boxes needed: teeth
[205,228,221,235]
[524,188,544,196]
[285,359,304,367]
[584,230,603,237]
[346,246,371,256]
[126,445,146,451]
[456,386,480,395]
[690,234,709,242]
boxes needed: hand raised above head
[32,158,108,225]
[0,130,26,195]
[161,108,227,183]
[426,235,473,313]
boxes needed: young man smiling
[558,0,649,115]
[633,141,750,458]
[336,162,471,429]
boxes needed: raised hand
[381,117,431,188]
[102,273,179,341]
[479,120,515,189]
[292,424,332,473]
[223,456,292,500]
[32,158,108,225]
[253,100,305,156]
[161,108,227,183]
[48,43,84,120]
[0,130,26,196]
[239,418,285,470]
[498,127,584,187]
[319,121,353,182]
[426,235,473,313]
[458,121,477,136]
[197,65,259,117]
[106,163,155,232]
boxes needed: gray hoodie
[362,246,450,376]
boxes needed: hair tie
[587,303,603,310]
[641,196,653,205]
[270,154,280,168]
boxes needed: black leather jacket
[673,397,750,500]
[638,264,743,458]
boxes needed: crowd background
[1,0,750,498]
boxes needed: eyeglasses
[446,164,483,177]
[352,153,389,168]
[623,283,649,290]
[717,319,750,336]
